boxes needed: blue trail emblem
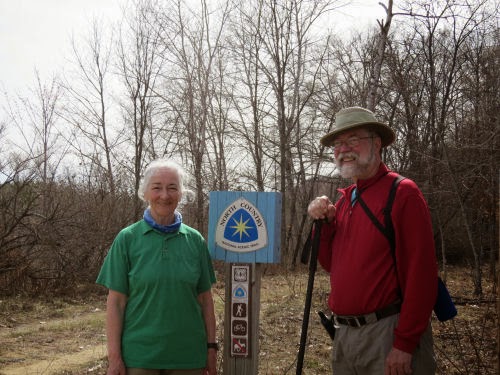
[224,209,258,242]
[215,197,267,253]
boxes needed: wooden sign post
[208,192,281,375]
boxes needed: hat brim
[320,121,395,148]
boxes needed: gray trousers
[331,314,436,375]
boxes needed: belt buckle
[334,315,367,327]
[349,316,366,327]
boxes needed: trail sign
[208,192,281,263]
[208,191,282,374]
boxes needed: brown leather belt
[333,302,401,328]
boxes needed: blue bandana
[143,208,182,233]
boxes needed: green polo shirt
[96,220,216,369]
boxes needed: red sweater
[318,163,438,354]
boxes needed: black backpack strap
[356,175,405,298]
[383,175,405,261]
[356,174,404,253]
[357,197,388,238]
[358,175,405,299]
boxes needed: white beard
[337,147,377,180]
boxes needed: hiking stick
[296,219,323,375]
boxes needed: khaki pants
[331,314,436,375]
[127,369,203,375]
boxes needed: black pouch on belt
[318,311,336,341]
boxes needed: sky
[0,0,125,95]
[0,0,387,97]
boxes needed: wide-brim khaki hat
[320,106,395,147]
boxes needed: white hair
[137,159,187,202]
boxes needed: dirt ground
[0,297,108,375]
[0,265,497,374]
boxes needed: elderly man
[308,107,437,375]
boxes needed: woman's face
[144,167,182,225]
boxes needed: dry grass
[0,265,497,374]
[0,297,107,375]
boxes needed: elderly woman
[97,159,217,375]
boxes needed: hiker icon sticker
[215,197,268,252]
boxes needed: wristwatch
[207,342,219,351]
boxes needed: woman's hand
[205,347,217,375]
[198,290,217,375]
[106,356,126,375]
[105,290,128,375]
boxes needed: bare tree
[227,0,335,263]
[61,19,118,196]
[116,1,166,219]
[150,0,231,231]
[0,73,82,293]
[4,72,64,184]
[382,0,497,295]
[226,0,269,192]
[366,0,393,110]
[204,44,235,192]
[0,154,40,292]
[458,17,499,282]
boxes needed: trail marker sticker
[233,286,247,299]
[232,320,247,335]
[232,303,247,317]
[232,338,247,355]
[233,267,248,282]
[230,264,250,357]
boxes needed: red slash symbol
[232,337,247,353]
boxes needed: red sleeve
[392,180,438,353]
[317,220,335,272]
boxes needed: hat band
[336,112,378,127]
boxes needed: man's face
[332,128,382,180]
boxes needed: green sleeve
[197,237,216,294]
[96,229,130,295]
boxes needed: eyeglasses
[332,136,374,150]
